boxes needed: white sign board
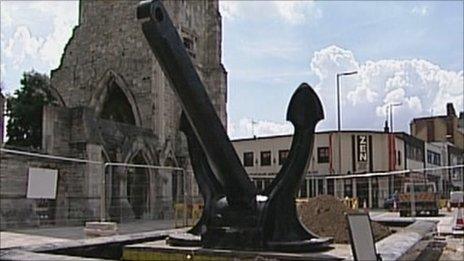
[27,167,58,199]
[346,214,378,261]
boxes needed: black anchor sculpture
[137,0,332,252]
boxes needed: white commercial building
[232,130,462,208]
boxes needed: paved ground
[369,208,457,234]
[440,236,464,261]
[6,219,176,240]
[1,219,178,249]
[1,210,462,260]
[371,208,464,261]
[0,232,70,249]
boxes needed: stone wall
[1,0,224,228]
[41,105,177,222]
[50,0,227,154]
[0,152,86,229]
[0,146,176,228]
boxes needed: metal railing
[0,147,197,231]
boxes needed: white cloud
[347,85,378,105]
[308,45,361,128]
[219,0,320,25]
[31,1,79,68]
[229,45,462,136]
[309,45,464,132]
[219,1,241,20]
[411,6,429,16]
[0,1,17,29]
[0,1,78,69]
[384,88,406,104]
[1,63,5,81]
[375,89,423,119]
[273,1,319,25]
[228,118,293,139]
[4,26,45,68]
[310,45,360,83]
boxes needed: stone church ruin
[0,0,226,227]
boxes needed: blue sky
[1,1,463,139]
[221,1,463,138]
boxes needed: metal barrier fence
[0,148,202,232]
[1,147,463,231]
[251,165,464,216]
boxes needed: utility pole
[389,103,402,133]
[336,71,357,175]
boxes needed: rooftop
[231,130,409,142]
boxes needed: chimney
[446,103,456,117]
[384,120,390,133]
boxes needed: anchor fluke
[287,83,324,129]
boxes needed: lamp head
[337,71,358,77]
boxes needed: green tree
[6,71,57,149]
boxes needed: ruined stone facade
[1,0,226,227]
[51,0,226,130]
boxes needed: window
[427,150,441,166]
[406,145,423,162]
[243,152,254,167]
[261,151,271,166]
[435,153,440,165]
[278,150,289,165]
[344,179,353,198]
[317,147,330,163]
[317,179,324,196]
[327,179,334,196]
[397,151,401,166]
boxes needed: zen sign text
[357,135,368,163]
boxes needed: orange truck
[399,182,439,217]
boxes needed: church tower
[43,0,227,221]
[51,0,227,144]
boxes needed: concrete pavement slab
[8,219,175,240]
[376,220,436,261]
[0,250,106,261]
[0,232,70,250]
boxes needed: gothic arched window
[100,81,136,125]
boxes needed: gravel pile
[297,195,391,243]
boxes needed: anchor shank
[138,0,256,207]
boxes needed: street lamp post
[336,71,357,175]
[389,102,402,133]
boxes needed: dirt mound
[297,195,391,243]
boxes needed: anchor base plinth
[166,232,201,247]
[124,239,343,261]
[267,238,334,253]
